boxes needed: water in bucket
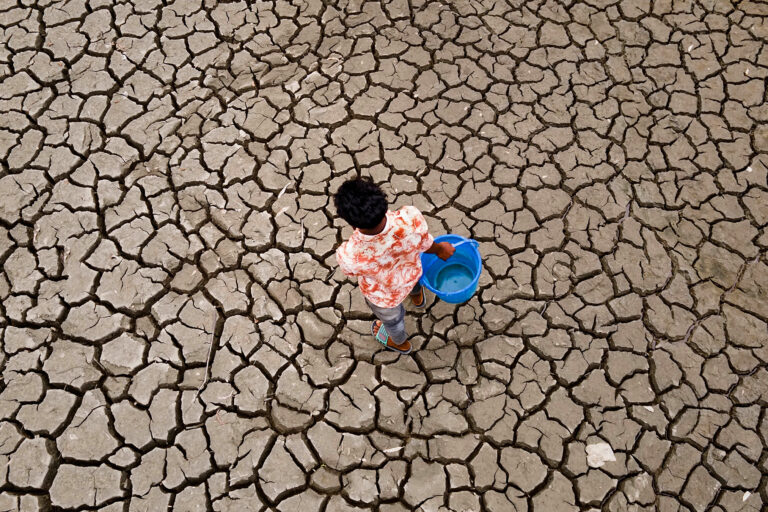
[434,262,474,293]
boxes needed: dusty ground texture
[0,0,767,510]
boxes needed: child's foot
[410,288,426,308]
[372,320,412,354]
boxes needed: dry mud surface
[1,0,768,511]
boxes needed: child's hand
[435,242,455,261]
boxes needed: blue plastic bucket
[420,234,481,304]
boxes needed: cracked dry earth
[1,0,768,511]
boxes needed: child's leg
[366,299,408,343]
[409,282,424,306]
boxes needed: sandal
[371,320,412,355]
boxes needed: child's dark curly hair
[333,178,388,229]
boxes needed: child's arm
[425,240,455,261]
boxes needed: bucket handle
[451,239,479,249]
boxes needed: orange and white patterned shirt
[336,206,434,308]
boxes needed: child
[334,178,455,354]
